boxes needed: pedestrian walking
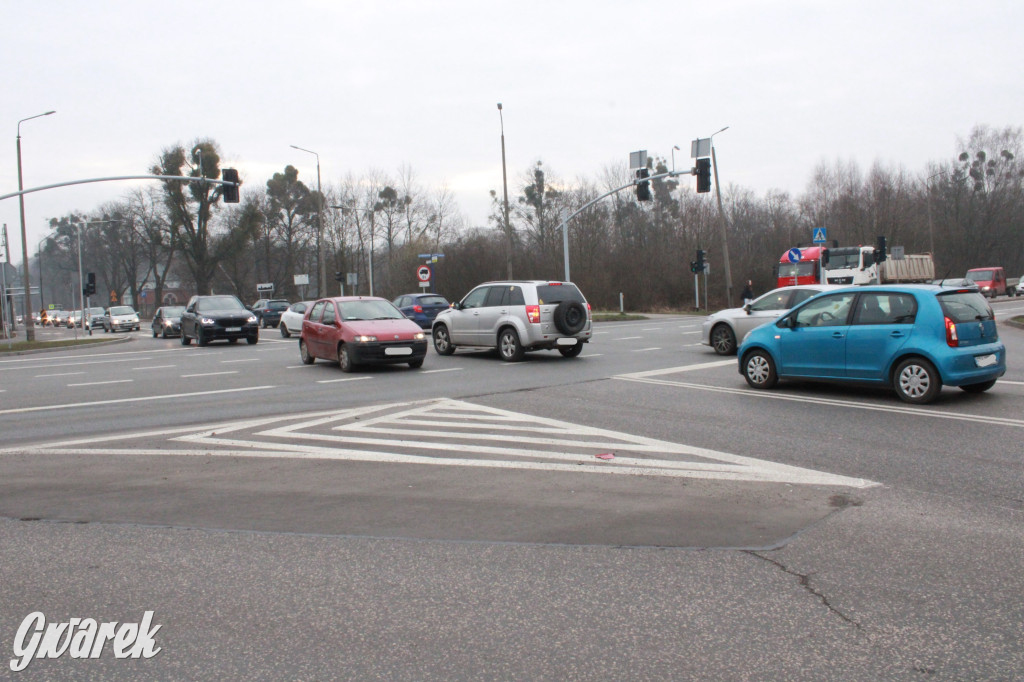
[741,280,754,306]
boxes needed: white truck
[823,245,935,285]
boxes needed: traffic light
[222,168,240,203]
[635,168,651,201]
[696,158,712,193]
[821,248,830,265]
[334,272,344,282]
[875,235,887,263]
[695,249,706,271]
[84,272,96,297]
[689,261,699,274]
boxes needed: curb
[0,333,133,357]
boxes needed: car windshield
[965,270,994,282]
[778,262,816,279]
[109,306,135,315]
[823,252,861,269]
[163,306,185,316]
[196,296,245,313]
[268,301,290,309]
[338,300,404,321]
[938,291,994,322]
[87,307,105,315]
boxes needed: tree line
[28,125,1024,316]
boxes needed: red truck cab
[776,246,824,287]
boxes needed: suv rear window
[938,291,994,322]
[268,301,290,309]
[536,284,585,305]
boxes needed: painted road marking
[35,372,85,378]
[0,386,275,416]
[181,371,238,378]
[69,379,132,387]
[2,398,876,489]
[316,376,372,384]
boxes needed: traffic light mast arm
[557,168,690,232]
[0,174,240,202]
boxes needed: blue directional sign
[787,248,802,264]
[812,227,827,244]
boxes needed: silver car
[432,280,592,361]
[701,284,841,355]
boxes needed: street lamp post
[290,145,325,297]
[709,126,733,307]
[497,103,512,279]
[16,110,56,341]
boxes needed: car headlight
[247,315,258,324]
[353,335,378,343]
[201,317,216,325]
[414,332,425,341]
[163,320,174,327]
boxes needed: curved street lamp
[16,110,56,341]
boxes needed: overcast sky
[2,1,1022,262]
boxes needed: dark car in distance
[151,305,186,338]
[392,293,451,329]
[180,295,259,346]
[250,298,291,328]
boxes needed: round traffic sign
[787,248,802,264]
[417,265,432,282]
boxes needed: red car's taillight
[526,305,540,323]
[945,316,959,347]
[413,305,423,313]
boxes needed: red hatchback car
[299,296,428,372]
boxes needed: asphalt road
[1,303,1023,679]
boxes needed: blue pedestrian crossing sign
[812,227,827,244]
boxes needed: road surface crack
[746,550,863,630]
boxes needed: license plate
[226,327,241,333]
[975,354,997,368]
[556,337,578,346]
[385,346,413,356]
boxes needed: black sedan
[151,305,186,338]
[180,295,259,346]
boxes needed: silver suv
[432,280,592,361]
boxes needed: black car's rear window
[268,301,290,309]
[536,284,585,305]
[938,291,994,322]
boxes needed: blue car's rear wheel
[893,357,941,404]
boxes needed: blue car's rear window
[938,291,993,322]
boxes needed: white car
[104,305,141,333]
[701,284,841,355]
[279,300,314,338]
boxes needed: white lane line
[221,359,259,364]
[69,379,133,387]
[285,365,316,369]
[613,336,643,341]
[35,372,85,378]
[181,371,238,378]
[583,353,603,358]
[616,374,1024,428]
[632,347,661,352]
[642,327,664,331]
[421,368,462,374]
[681,331,700,335]
[620,360,735,379]
[0,386,276,416]
[134,365,175,370]
[316,376,372,384]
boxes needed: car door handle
[832,332,844,338]
[890,331,904,337]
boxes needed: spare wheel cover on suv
[554,299,587,335]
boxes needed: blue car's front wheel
[743,349,778,389]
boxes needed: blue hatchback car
[392,293,451,329]
[738,285,1006,404]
